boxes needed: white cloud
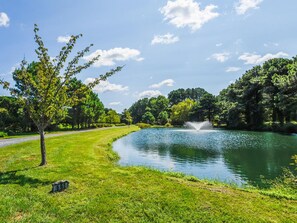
[151,33,179,45]
[226,67,241,72]
[216,43,223,47]
[211,52,230,62]
[57,35,71,43]
[238,52,289,65]
[0,12,9,27]
[160,0,219,31]
[264,42,279,47]
[109,102,122,106]
[235,0,263,15]
[84,47,143,67]
[138,90,162,99]
[84,78,129,93]
[149,79,175,88]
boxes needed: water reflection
[113,128,297,186]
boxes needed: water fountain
[184,121,213,131]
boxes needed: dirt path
[0,127,118,148]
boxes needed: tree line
[2,57,297,134]
[128,57,297,132]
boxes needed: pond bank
[0,126,296,222]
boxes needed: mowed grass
[0,126,296,222]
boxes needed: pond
[113,128,297,186]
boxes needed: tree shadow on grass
[0,167,51,187]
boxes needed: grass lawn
[0,126,296,222]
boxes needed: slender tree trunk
[39,128,47,166]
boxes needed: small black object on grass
[51,180,69,193]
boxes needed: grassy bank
[0,126,296,222]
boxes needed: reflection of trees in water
[126,129,297,186]
[130,140,220,165]
[162,144,220,164]
[129,129,222,164]
[222,148,295,186]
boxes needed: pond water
[113,128,297,186]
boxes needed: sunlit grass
[0,126,296,222]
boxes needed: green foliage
[171,99,195,125]
[217,57,297,130]
[105,109,121,124]
[141,111,155,124]
[0,96,33,132]
[0,131,8,137]
[136,122,151,129]
[157,111,169,125]
[168,87,208,105]
[128,98,149,123]
[164,122,173,127]
[121,109,133,125]
[128,88,213,126]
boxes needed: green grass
[0,126,296,222]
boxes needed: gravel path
[0,127,116,148]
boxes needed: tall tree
[128,98,149,123]
[121,109,133,125]
[0,25,122,166]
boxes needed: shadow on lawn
[0,167,51,187]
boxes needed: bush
[95,123,114,128]
[164,122,173,128]
[136,123,151,129]
[0,131,8,138]
[115,123,126,127]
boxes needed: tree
[105,109,121,124]
[168,87,208,106]
[0,25,122,166]
[199,93,217,121]
[171,99,195,125]
[128,98,149,123]
[121,109,133,125]
[157,111,169,125]
[149,95,169,118]
[142,111,155,124]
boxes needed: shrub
[164,122,173,128]
[136,123,151,129]
[0,131,8,138]
[95,123,114,128]
[115,123,126,126]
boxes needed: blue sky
[1,0,297,112]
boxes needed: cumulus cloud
[57,35,71,43]
[235,0,263,15]
[109,102,122,106]
[238,52,288,65]
[149,79,175,88]
[151,33,179,45]
[84,78,128,93]
[0,12,9,27]
[211,52,230,62]
[226,67,241,72]
[160,0,219,31]
[138,90,162,99]
[84,47,143,67]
